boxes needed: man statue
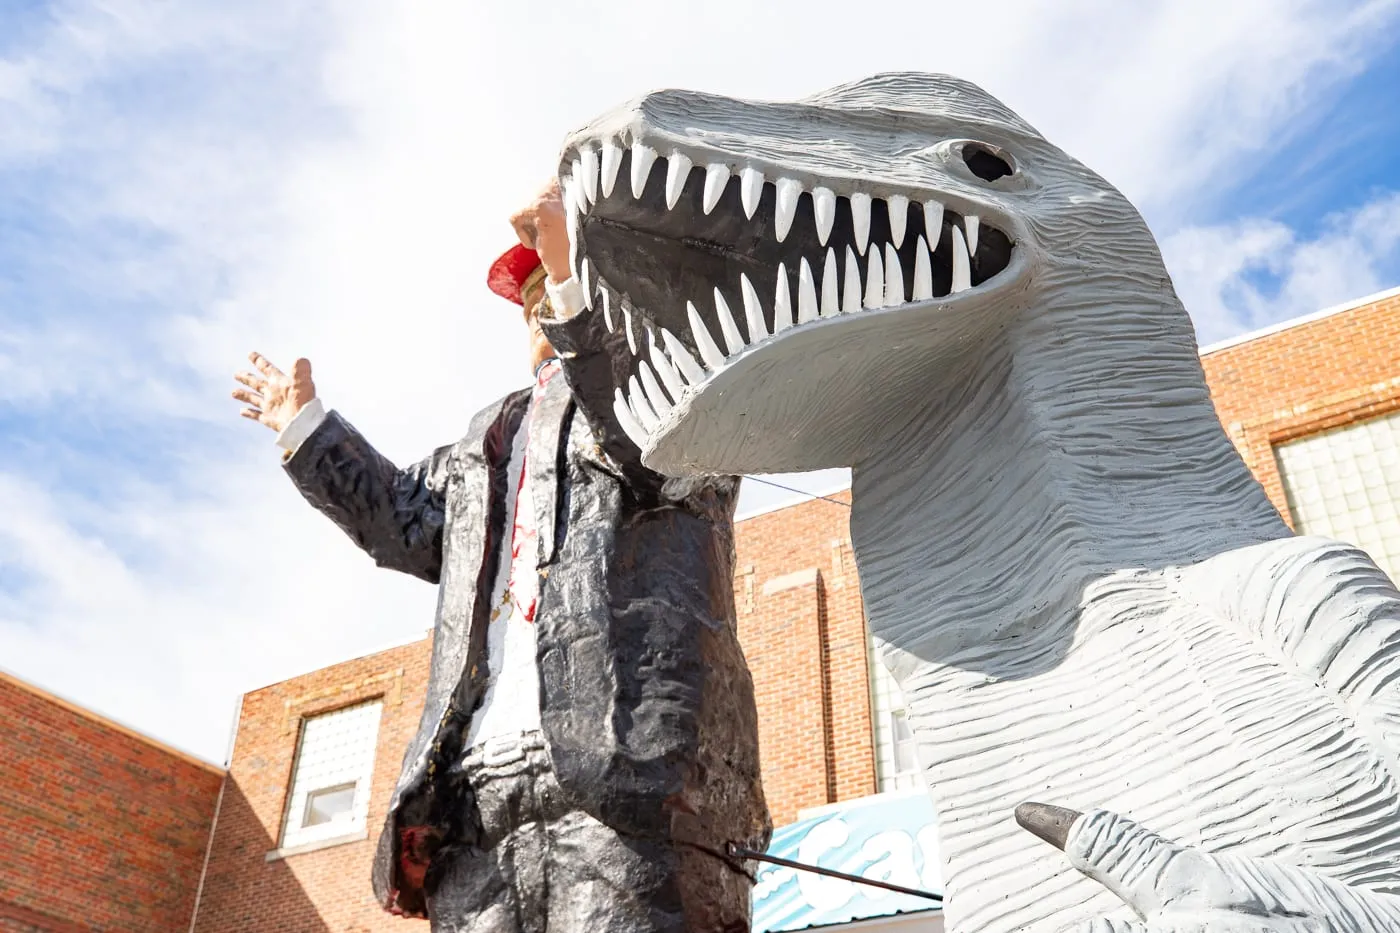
[230,181,770,932]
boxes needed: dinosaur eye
[962,143,1014,182]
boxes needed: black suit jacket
[282,306,770,917]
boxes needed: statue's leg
[543,801,751,932]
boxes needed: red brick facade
[0,671,223,933]
[4,287,1398,930]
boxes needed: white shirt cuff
[544,276,586,321]
[275,397,327,454]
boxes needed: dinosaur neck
[848,293,1292,663]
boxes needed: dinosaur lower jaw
[561,142,1017,466]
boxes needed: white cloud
[1163,189,1400,344]
[2,0,1399,761]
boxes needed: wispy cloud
[2,0,1398,761]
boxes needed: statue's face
[559,73,1151,474]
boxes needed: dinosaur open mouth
[563,140,1015,449]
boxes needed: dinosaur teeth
[703,163,730,215]
[850,192,871,255]
[739,167,764,219]
[687,300,726,370]
[599,141,622,199]
[883,243,904,308]
[951,225,972,294]
[774,177,801,244]
[812,187,836,246]
[924,200,945,252]
[662,327,705,385]
[843,247,862,313]
[637,359,673,415]
[628,375,659,429]
[863,244,884,309]
[648,330,686,402]
[820,248,840,318]
[623,305,637,355]
[887,195,909,248]
[714,288,746,354]
[773,262,794,332]
[613,388,649,448]
[630,142,658,199]
[964,214,980,256]
[797,257,819,324]
[740,273,768,341]
[912,237,933,300]
[665,151,692,210]
[600,288,614,332]
[578,147,599,206]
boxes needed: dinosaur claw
[1015,802,1082,851]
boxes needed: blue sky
[1,0,1399,763]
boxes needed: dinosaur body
[554,73,1400,931]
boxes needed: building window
[869,647,922,792]
[1275,409,1400,582]
[281,699,383,849]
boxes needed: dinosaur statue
[546,73,1400,933]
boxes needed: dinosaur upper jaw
[563,138,1024,475]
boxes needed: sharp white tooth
[616,386,652,448]
[638,360,673,414]
[774,178,801,243]
[951,226,972,294]
[887,195,908,248]
[797,258,819,323]
[662,328,706,385]
[630,142,658,199]
[579,147,599,206]
[665,151,692,210]
[883,243,904,307]
[821,248,840,318]
[571,159,590,208]
[864,245,884,309]
[613,388,650,449]
[843,247,862,313]
[739,273,768,342]
[628,375,659,429]
[623,305,637,355]
[580,259,593,309]
[964,215,980,256]
[714,288,746,354]
[600,142,622,198]
[702,163,730,215]
[773,263,794,331]
[687,301,727,369]
[647,332,685,402]
[912,236,933,300]
[740,166,764,219]
[601,289,614,331]
[850,193,871,254]
[565,180,581,277]
[812,187,836,246]
[923,200,944,252]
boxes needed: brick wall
[733,490,876,825]
[190,639,431,933]
[0,671,224,933]
[1201,289,1400,524]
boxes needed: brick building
[4,285,1399,931]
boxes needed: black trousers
[427,732,752,933]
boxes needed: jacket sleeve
[282,409,453,583]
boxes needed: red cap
[487,244,543,306]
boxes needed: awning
[752,789,944,933]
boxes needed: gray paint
[557,73,1400,931]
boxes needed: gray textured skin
[558,73,1400,932]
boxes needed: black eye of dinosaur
[963,143,1013,182]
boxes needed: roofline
[736,478,852,523]
[240,629,432,696]
[0,666,224,774]
[1198,283,1400,356]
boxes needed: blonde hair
[520,265,548,310]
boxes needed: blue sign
[752,790,944,932]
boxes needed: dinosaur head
[560,73,1163,475]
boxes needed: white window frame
[280,699,383,850]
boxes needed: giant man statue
[230,188,769,932]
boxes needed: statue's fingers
[249,352,284,379]
[231,387,262,406]
[239,407,262,421]
[233,370,264,390]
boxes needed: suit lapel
[527,373,573,567]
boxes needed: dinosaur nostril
[963,143,1014,182]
